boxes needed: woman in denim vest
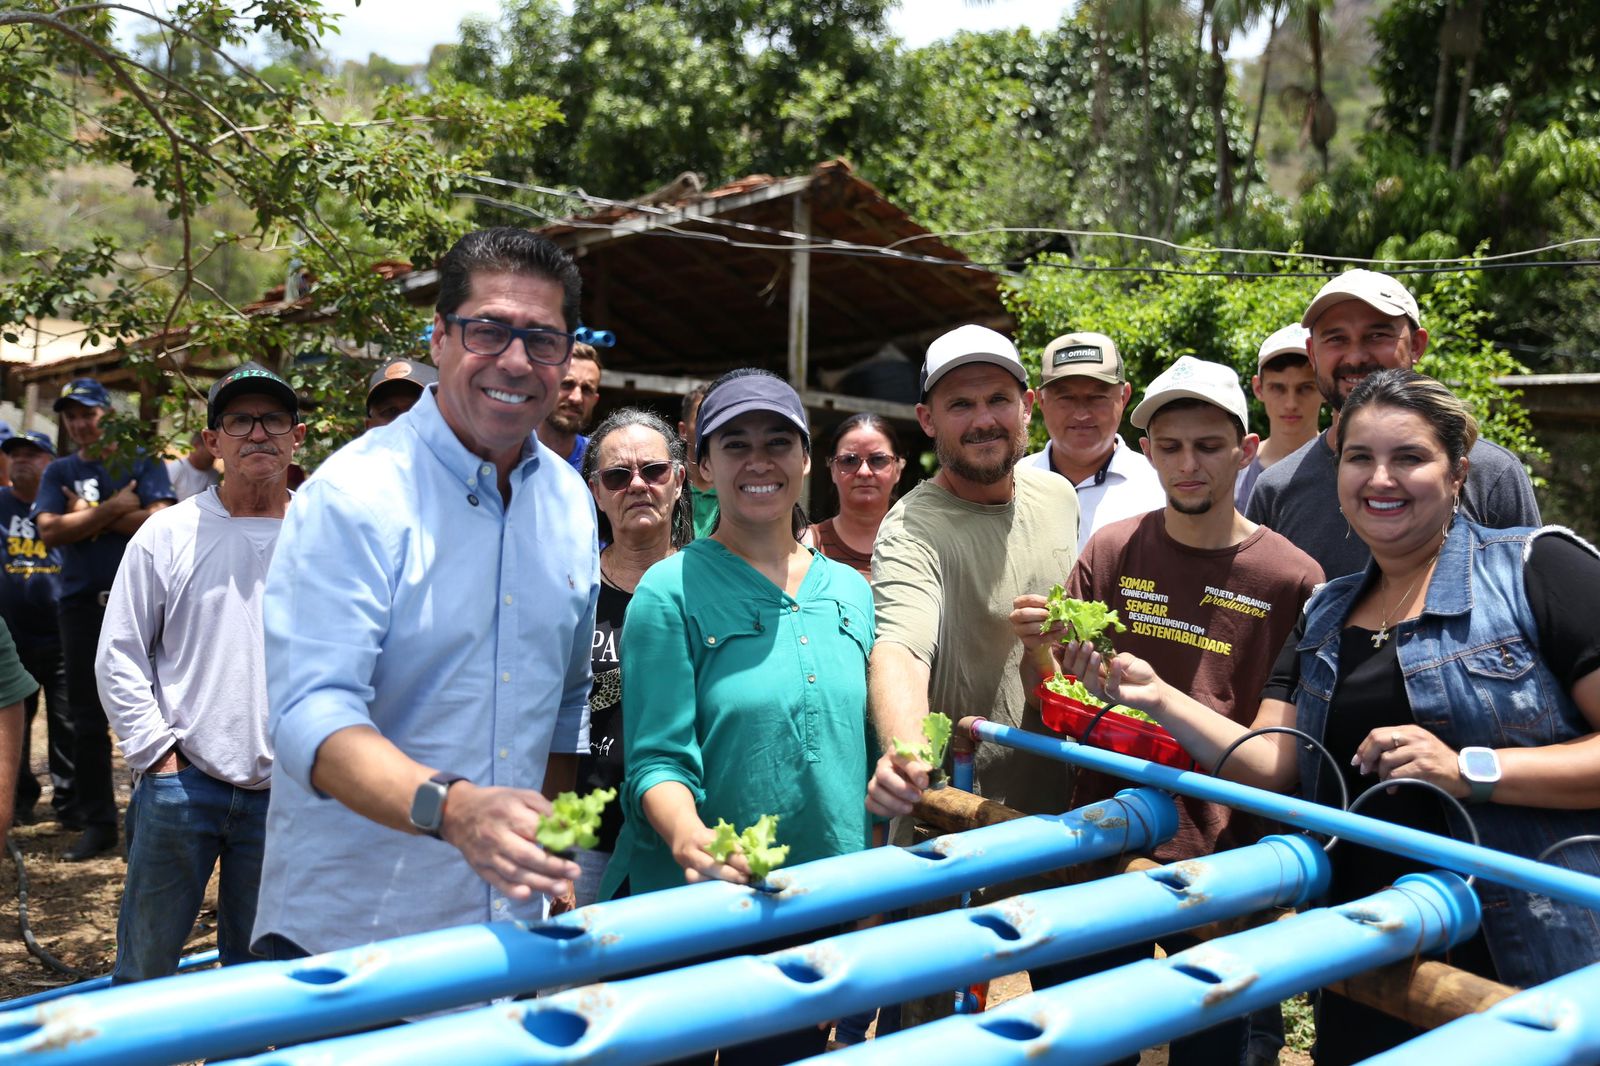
[1060,369,1600,1063]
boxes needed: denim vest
[1293,516,1600,988]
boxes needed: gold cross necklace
[1371,553,1439,649]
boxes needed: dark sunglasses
[830,451,897,472]
[596,461,675,491]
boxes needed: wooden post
[788,191,814,512]
[787,192,811,392]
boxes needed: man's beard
[935,425,1025,486]
[10,471,39,496]
[547,405,585,434]
[1169,493,1215,516]
[1319,362,1383,412]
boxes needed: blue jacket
[1293,516,1600,988]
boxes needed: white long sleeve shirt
[97,487,281,788]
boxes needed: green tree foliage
[1372,0,1600,161]
[0,0,560,457]
[445,0,899,201]
[1006,252,1542,469]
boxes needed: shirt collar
[409,384,541,491]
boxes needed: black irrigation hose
[7,837,91,979]
[1536,835,1600,864]
[1339,778,1482,889]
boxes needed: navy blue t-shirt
[33,452,175,600]
[0,487,62,647]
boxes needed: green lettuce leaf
[536,787,617,854]
[1041,584,1127,656]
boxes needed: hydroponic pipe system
[814,871,1481,1066]
[230,834,1330,1066]
[0,789,1175,1066]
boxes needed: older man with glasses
[251,227,597,961]
[97,362,305,982]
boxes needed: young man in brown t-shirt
[1012,355,1323,1066]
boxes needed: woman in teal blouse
[603,369,875,903]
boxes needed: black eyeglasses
[445,314,576,365]
[830,451,897,472]
[596,461,675,491]
[218,411,296,437]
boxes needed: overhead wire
[466,174,1600,281]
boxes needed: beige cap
[1301,269,1421,329]
[1256,324,1311,371]
[920,324,1028,397]
[1130,356,1249,432]
[1039,332,1124,387]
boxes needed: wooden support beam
[787,193,812,392]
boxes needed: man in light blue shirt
[252,228,598,957]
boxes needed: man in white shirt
[165,437,220,501]
[1020,331,1164,549]
[98,362,304,982]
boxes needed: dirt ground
[1,719,219,1002]
[0,720,1309,1064]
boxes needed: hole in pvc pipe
[979,1017,1045,1041]
[775,958,826,984]
[905,844,950,862]
[1172,963,1224,985]
[968,912,1022,941]
[527,924,587,941]
[287,966,349,985]
[1507,1016,1561,1032]
[522,1007,589,1047]
[1146,866,1196,890]
[0,1022,43,1042]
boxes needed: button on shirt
[252,386,597,954]
[602,541,874,898]
[1021,436,1164,551]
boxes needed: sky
[309,0,1076,65]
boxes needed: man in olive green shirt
[867,325,1080,820]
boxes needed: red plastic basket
[1036,679,1197,771]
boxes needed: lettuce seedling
[704,815,791,881]
[1041,585,1126,657]
[892,713,954,767]
[535,787,616,855]
[738,814,791,881]
[706,818,741,864]
[1043,673,1157,724]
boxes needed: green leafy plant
[1042,672,1158,725]
[535,787,615,855]
[705,815,791,881]
[892,713,954,769]
[1041,585,1127,657]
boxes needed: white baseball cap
[1256,323,1311,371]
[1301,269,1421,329]
[1130,355,1250,432]
[920,324,1028,398]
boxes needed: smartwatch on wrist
[409,772,467,838]
[1457,746,1502,803]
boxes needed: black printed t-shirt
[578,578,631,852]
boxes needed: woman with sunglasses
[601,369,873,1063]
[569,408,691,907]
[806,413,907,580]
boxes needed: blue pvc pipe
[227,835,1330,1065]
[0,788,1176,1066]
[0,951,219,1011]
[970,719,1600,911]
[814,870,1481,1066]
[1357,961,1600,1066]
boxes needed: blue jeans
[112,764,269,984]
